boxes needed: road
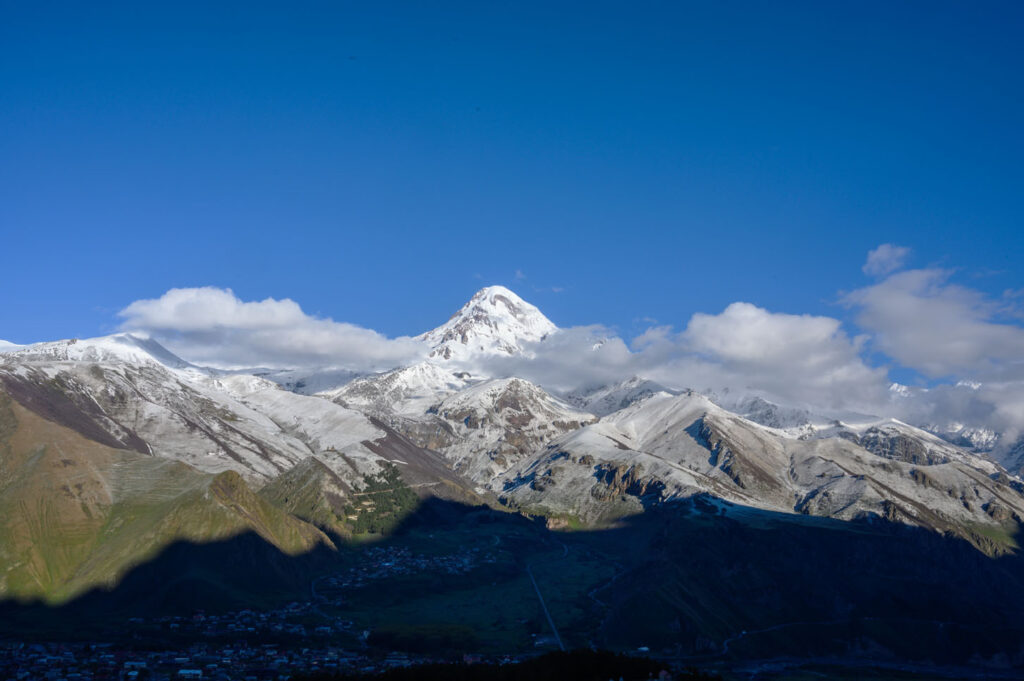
[525,563,565,651]
[524,535,569,652]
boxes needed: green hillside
[0,390,330,605]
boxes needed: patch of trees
[340,464,419,535]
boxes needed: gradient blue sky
[2,1,1022,344]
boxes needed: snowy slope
[709,392,816,430]
[5,288,1023,555]
[6,334,196,370]
[497,391,1019,550]
[251,367,364,395]
[421,377,596,486]
[325,362,476,417]
[0,335,452,490]
[418,285,556,361]
[924,422,1001,452]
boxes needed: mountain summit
[419,286,556,361]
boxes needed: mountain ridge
[2,284,1024,610]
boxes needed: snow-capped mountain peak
[888,382,913,398]
[2,333,195,370]
[419,286,557,361]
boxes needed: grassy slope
[259,457,354,538]
[0,390,329,605]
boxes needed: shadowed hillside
[1,496,1024,670]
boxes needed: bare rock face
[590,463,666,502]
[860,426,950,465]
[691,416,745,488]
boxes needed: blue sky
[2,1,1022,348]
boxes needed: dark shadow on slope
[572,497,1024,666]
[2,497,1024,668]
[0,500,525,639]
[0,531,339,638]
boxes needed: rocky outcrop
[590,463,665,502]
[860,426,950,465]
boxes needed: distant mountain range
[2,285,1024,606]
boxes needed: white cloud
[116,272,1024,459]
[119,287,426,370]
[863,243,910,277]
[845,269,1024,380]
[470,303,888,413]
[842,268,1024,452]
[466,325,641,394]
[484,293,1022,454]
[120,289,887,412]
[678,302,887,410]
[685,303,852,367]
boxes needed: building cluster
[0,640,417,680]
[0,543,516,680]
[139,602,338,639]
[323,544,497,591]
[0,641,537,681]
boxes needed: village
[0,543,528,680]
[0,639,434,680]
[319,543,497,590]
[0,634,536,681]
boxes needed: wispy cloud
[862,243,910,277]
